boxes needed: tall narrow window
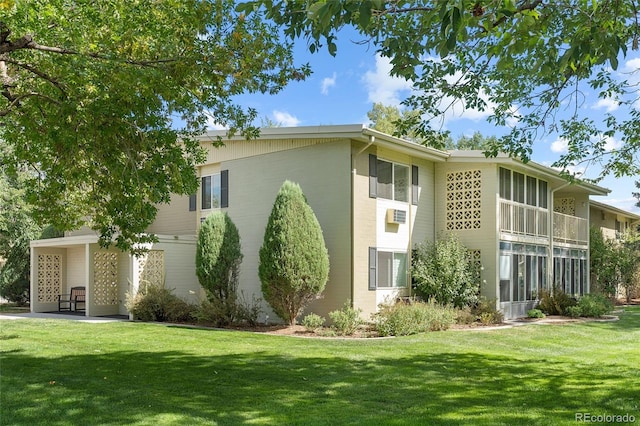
[377,160,393,200]
[201,176,212,210]
[538,180,548,208]
[513,172,525,203]
[411,165,419,205]
[526,176,537,206]
[394,164,409,202]
[499,167,511,200]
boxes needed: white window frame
[201,173,221,210]
[376,250,408,288]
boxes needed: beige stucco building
[590,200,640,241]
[31,124,635,320]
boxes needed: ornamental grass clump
[259,181,329,325]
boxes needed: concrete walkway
[0,312,129,323]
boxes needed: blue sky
[230,28,640,214]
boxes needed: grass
[0,303,29,314]
[1,307,639,425]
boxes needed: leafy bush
[235,291,263,327]
[329,301,362,336]
[576,294,614,318]
[538,288,577,316]
[126,283,194,322]
[373,299,457,336]
[196,290,263,327]
[0,278,29,306]
[473,298,504,325]
[412,234,479,308]
[455,307,477,325]
[527,309,546,319]
[259,181,329,325]
[302,313,325,331]
[196,212,243,326]
[565,306,583,318]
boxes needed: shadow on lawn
[2,344,638,425]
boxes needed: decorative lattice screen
[94,251,118,305]
[37,254,62,303]
[138,250,165,288]
[554,197,575,216]
[446,170,482,230]
[469,250,482,285]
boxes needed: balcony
[499,200,549,238]
[553,211,588,245]
[499,200,588,246]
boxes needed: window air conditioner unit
[386,209,407,224]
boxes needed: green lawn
[1,308,639,426]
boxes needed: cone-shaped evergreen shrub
[259,181,329,325]
[196,212,243,325]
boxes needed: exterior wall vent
[386,209,407,224]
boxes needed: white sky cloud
[550,138,568,153]
[602,135,623,151]
[205,112,228,130]
[272,110,300,127]
[592,97,619,112]
[599,197,640,214]
[321,73,337,95]
[363,54,413,106]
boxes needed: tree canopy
[241,0,640,179]
[367,102,494,149]
[1,0,308,252]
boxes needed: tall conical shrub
[196,211,243,325]
[259,181,329,325]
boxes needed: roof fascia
[447,151,610,196]
[590,200,640,220]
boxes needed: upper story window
[499,167,548,209]
[378,159,409,202]
[369,154,418,205]
[200,170,229,210]
[202,174,221,209]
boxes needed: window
[513,172,525,203]
[500,242,549,302]
[394,163,409,202]
[538,180,548,208]
[499,167,548,209]
[369,155,410,202]
[368,248,408,289]
[526,176,537,206]
[377,160,393,199]
[552,247,587,297]
[201,170,229,209]
[499,167,511,200]
[201,174,220,210]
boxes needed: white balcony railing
[553,211,588,245]
[499,200,549,238]
[499,200,588,246]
